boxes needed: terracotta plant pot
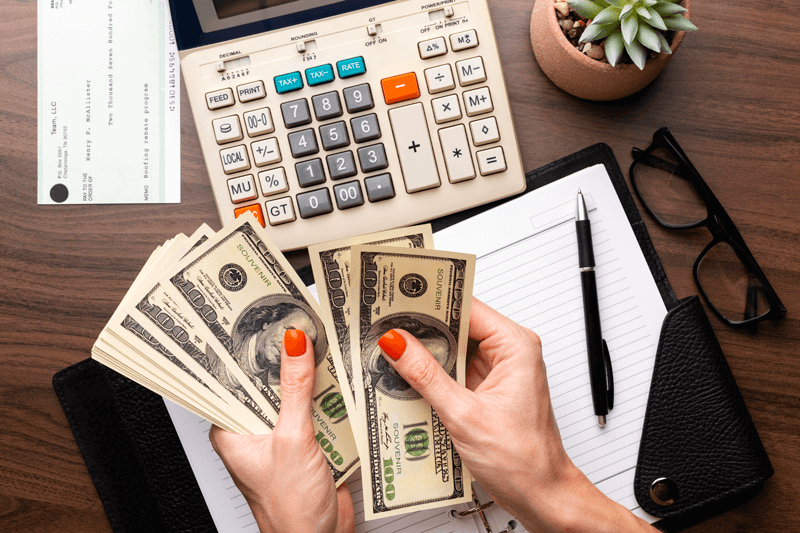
[530,0,690,101]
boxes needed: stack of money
[93,215,477,517]
[92,214,359,486]
[310,227,477,520]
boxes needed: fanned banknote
[151,214,359,486]
[349,245,475,520]
[308,225,434,439]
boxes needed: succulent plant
[567,0,697,69]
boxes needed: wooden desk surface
[1,0,798,530]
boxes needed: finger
[335,484,355,533]
[379,329,474,429]
[275,329,315,435]
[468,298,510,343]
[468,298,539,370]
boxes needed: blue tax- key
[274,72,303,94]
[305,64,335,86]
[336,57,366,79]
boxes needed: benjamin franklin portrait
[232,295,327,385]
[361,314,457,401]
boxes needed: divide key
[274,71,304,94]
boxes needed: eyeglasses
[630,127,786,328]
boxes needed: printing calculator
[169,0,525,250]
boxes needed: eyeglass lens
[633,146,707,226]
[696,241,772,323]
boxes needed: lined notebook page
[434,164,665,523]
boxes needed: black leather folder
[53,143,772,532]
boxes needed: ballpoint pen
[576,189,614,427]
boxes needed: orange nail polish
[284,329,306,357]
[379,330,406,361]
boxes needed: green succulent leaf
[663,14,698,31]
[595,0,612,7]
[579,20,618,42]
[635,6,651,19]
[643,0,658,6]
[568,0,605,19]
[620,3,635,19]
[621,13,639,44]
[637,22,661,52]
[604,0,625,7]
[645,8,667,30]
[593,5,621,24]
[657,31,673,54]
[652,1,687,15]
[624,38,648,69]
[605,30,625,66]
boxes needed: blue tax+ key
[274,72,304,94]
[336,57,366,79]
[305,64,335,86]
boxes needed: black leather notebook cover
[53,143,771,531]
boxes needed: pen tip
[577,188,582,195]
[598,415,607,428]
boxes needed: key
[424,64,455,94]
[281,99,312,128]
[295,158,326,187]
[343,84,374,113]
[234,204,265,227]
[237,81,266,103]
[258,167,289,197]
[288,129,319,158]
[351,114,381,143]
[456,57,487,86]
[252,138,282,167]
[227,175,258,203]
[333,181,365,209]
[220,145,250,174]
[357,143,388,173]
[439,125,475,183]
[297,188,334,218]
[312,91,343,121]
[265,197,296,225]
[206,88,234,110]
[450,29,479,51]
[477,146,507,175]
[326,151,357,180]
[319,121,350,150]
[243,108,275,137]
[418,37,447,59]
[387,103,440,193]
[469,117,500,146]
[213,115,243,144]
[463,87,493,116]
[364,173,395,202]
[431,94,462,124]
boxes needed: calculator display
[212,0,341,21]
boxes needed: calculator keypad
[208,27,511,240]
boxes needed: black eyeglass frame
[630,127,786,328]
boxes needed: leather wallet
[53,143,772,531]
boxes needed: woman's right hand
[377,298,656,533]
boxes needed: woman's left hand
[210,329,355,533]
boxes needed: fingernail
[284,329,306,357]
[379,330,406,361]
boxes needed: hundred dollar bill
[308,226,434,419]
[350,245,475,520]
[161,213,360,486]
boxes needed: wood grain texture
[0,0,797,531]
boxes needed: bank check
[38,0,180,204]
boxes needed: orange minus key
[381,72,420,105]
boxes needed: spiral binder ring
[456,499,494,516]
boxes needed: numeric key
[297,188,334,219]
[312,91,343,121]
[351,114,381,143]
[343,84,374,113]
[288,129,319,158]
[319,121,350,150]
[326,151,357,180]
[295,158,326,187]
[357,143,388,173]
[281,98,312,128]
[333,181,365,209]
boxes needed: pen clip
[602,339,614,410]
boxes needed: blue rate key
[274,71,303,94]
[305,64,335,86]
[336,57,366,79]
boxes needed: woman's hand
[210,329,354,533]
[377,298,656,533]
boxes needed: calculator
[169,0,525,250]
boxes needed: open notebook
[165,163,665,532]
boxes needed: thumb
[276,329,315,435]
[378,329,473,430]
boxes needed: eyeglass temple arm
[631,148,695,182]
